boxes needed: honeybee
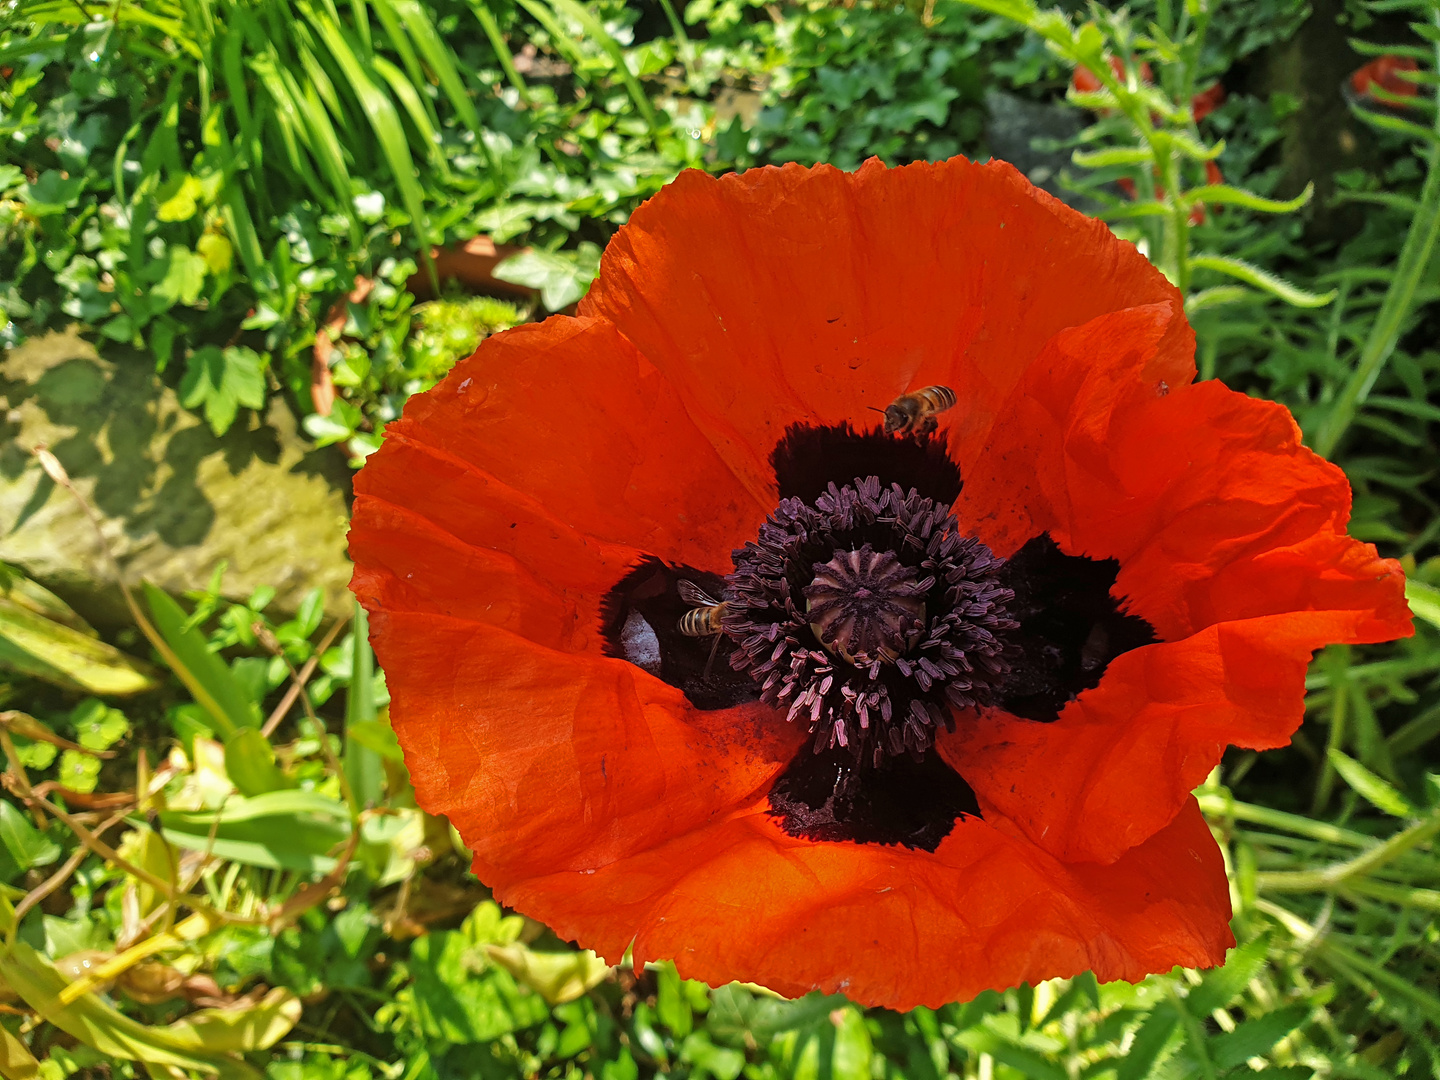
[881,385,957,436]
[677,580,729,679]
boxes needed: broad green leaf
[0,596,158,696]
[1189,255,1337,308]
[223,727,291,797]
[657,962,693,1038]
[179,346,267,436]
[143,584,257,737]
[0,568,92,633]
[20,171,84,215]
[56,750,101,794]
[950,1020,1066,1080]
[1327,748,1418,817]
[69,698,129,752]
[680,1033,745,1080]
[0,801,60,875]
[406,902,549,1043]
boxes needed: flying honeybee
[677,580,729,679]
[880,385,957,436]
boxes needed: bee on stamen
[677,580,730,680]
[876,385,957,436]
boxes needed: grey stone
[984,89,1095,212]
[0,329,354,627]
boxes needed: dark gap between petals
[995,534,1160,722]
[598,556,759,711]
[771,422,962,505]
[768,741,980,851]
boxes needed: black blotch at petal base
[598,557,759,711]
[768,742,981,851]
[771,422,961,505]
[995,534,1160,722]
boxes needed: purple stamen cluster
[721,477,1017,766]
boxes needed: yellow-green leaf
[1406,577,1440,630]
[155,174,205,223]
[196,232,233,275]
[159,987,301,1054]
[486,943,611,1005]
[0,596,158,696]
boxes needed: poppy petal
[581,159,1192,501]
[499,795,1231,1011]
[950,305,1411,864]
[353,315,767,597]
[366,611,805,882]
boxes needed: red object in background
[1072,61,1224,124]
[1191,83,1226,121]
[1349,55,1420,103]
[1071,56,1154,95]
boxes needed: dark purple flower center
[720,477,1016,767]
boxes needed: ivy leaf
[68,698,130,752]
[493,242,602,311]
[180,346,268,436]
[21,170,84,215]
[151,245,210,311]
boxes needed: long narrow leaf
[1190,254,1338,307]
[466,0,532,103]
[303,3,435,271]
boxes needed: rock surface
[1,329,353,626]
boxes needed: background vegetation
[3,0,1440,1077]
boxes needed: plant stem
[1312,8,1440,458]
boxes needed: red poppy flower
[349,158,1411,1010]
[1349,55,1420,104]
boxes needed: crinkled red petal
[581,158,1193,500]
[501,795,1231,1011]
[367,612,804,882]
[950,306,1411,864]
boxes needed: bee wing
[677,580,718,607]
